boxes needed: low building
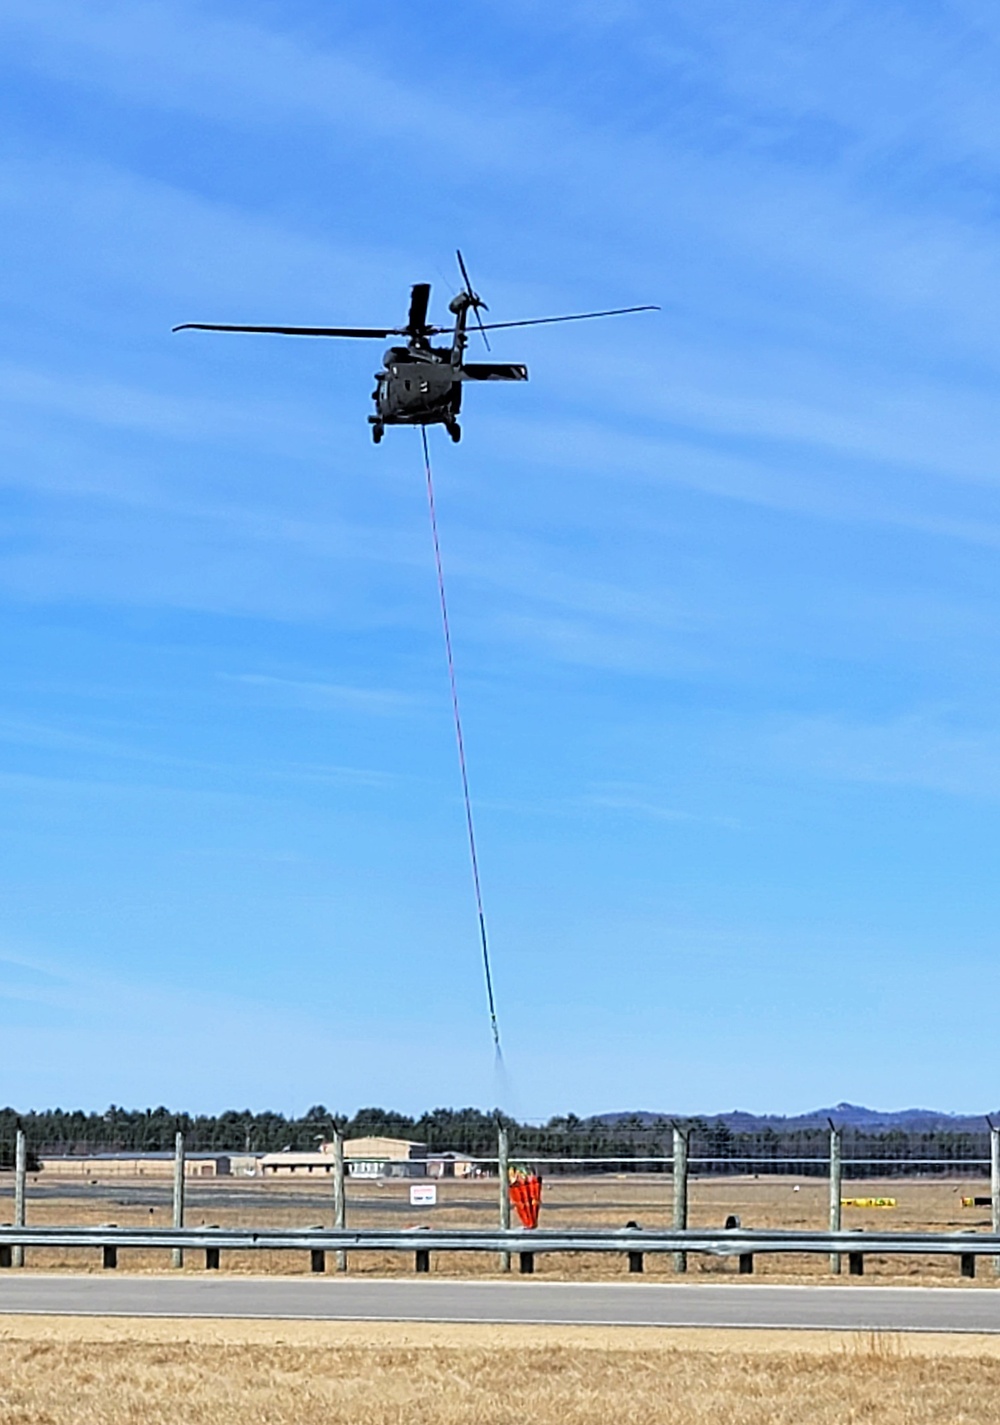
[37,1152,233,1179]
[260,1135,430,1178]
[259,1150,332,1177]
[227,1153,264,1177]
[426,1152,478,1179]
[345,1136,428,1178]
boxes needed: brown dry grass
[12,1173,998,1284]
[1,1316,1000,1424]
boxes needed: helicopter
[174,252,658,443]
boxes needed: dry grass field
[7,1172,997,1283]
[2,1316,1000,1424]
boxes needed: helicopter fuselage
[369,337,528,443]
[373,345,461,429]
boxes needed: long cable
[420,425,502,1059]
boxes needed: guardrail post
[672,1125,688,1274]
[102,1243,118,1270]
[991,1122,1000,1276]
[519,1251,534,1274]
[961,1252,976,1279]
[498,1126,511,1273]
[739,1253,753,1274]
[0,1240,10,1269]
[848,1251,864,1276]
[205,1227,220,1270]
[172,1131,185,1269]
[12,1130,26,1269]
[828,1122,842,1276]
[625,1219,643,1272]
[310,1225,326,1275]
[415,1248,430,1273]
[332,1131,347,1273]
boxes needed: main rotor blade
[470,305,659,333]
[172,323,400,338]
[406,283,431,334]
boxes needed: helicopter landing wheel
[372,422,384,444]
[446,420,462,444]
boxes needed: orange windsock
[508,1166,543,1229]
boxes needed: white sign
[410,1183,437,1207]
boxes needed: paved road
[2,1275,1000,1332]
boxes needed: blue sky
[3,1,1000,1118]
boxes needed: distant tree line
[0,1105,992,1177]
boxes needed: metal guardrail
[2,1225,1000,1256]
[358,1155,994,1167]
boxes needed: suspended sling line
[420,426,502,1059]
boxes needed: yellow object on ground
[842,1197,896,1208]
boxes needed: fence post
[991,1122,1000,1277]
[828,1122,842,1276]
[12,1130,25,1269]
[498,1126,511,1274]
[672,1124,688,1274]
[172,1131,185,1269]
[332,1130,347,1273]
[333,1128,349,1276]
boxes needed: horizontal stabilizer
[459,362,528,381]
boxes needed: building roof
[260,1137,432,1168]
[260,1151,332,1166]
[344,1136,427,1158]
[38,1151,234,1162]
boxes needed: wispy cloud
[0,0,529,169]
[765,708,1000,800]
[583,782,740,827]
[0,360,334,451]
[222,672,419,716]
[0,723,397,797]
[484,411,1000,554]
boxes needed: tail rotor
[456,249,491,352]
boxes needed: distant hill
[594,1103,999,1133]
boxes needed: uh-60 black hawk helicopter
[174,252,658,443]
